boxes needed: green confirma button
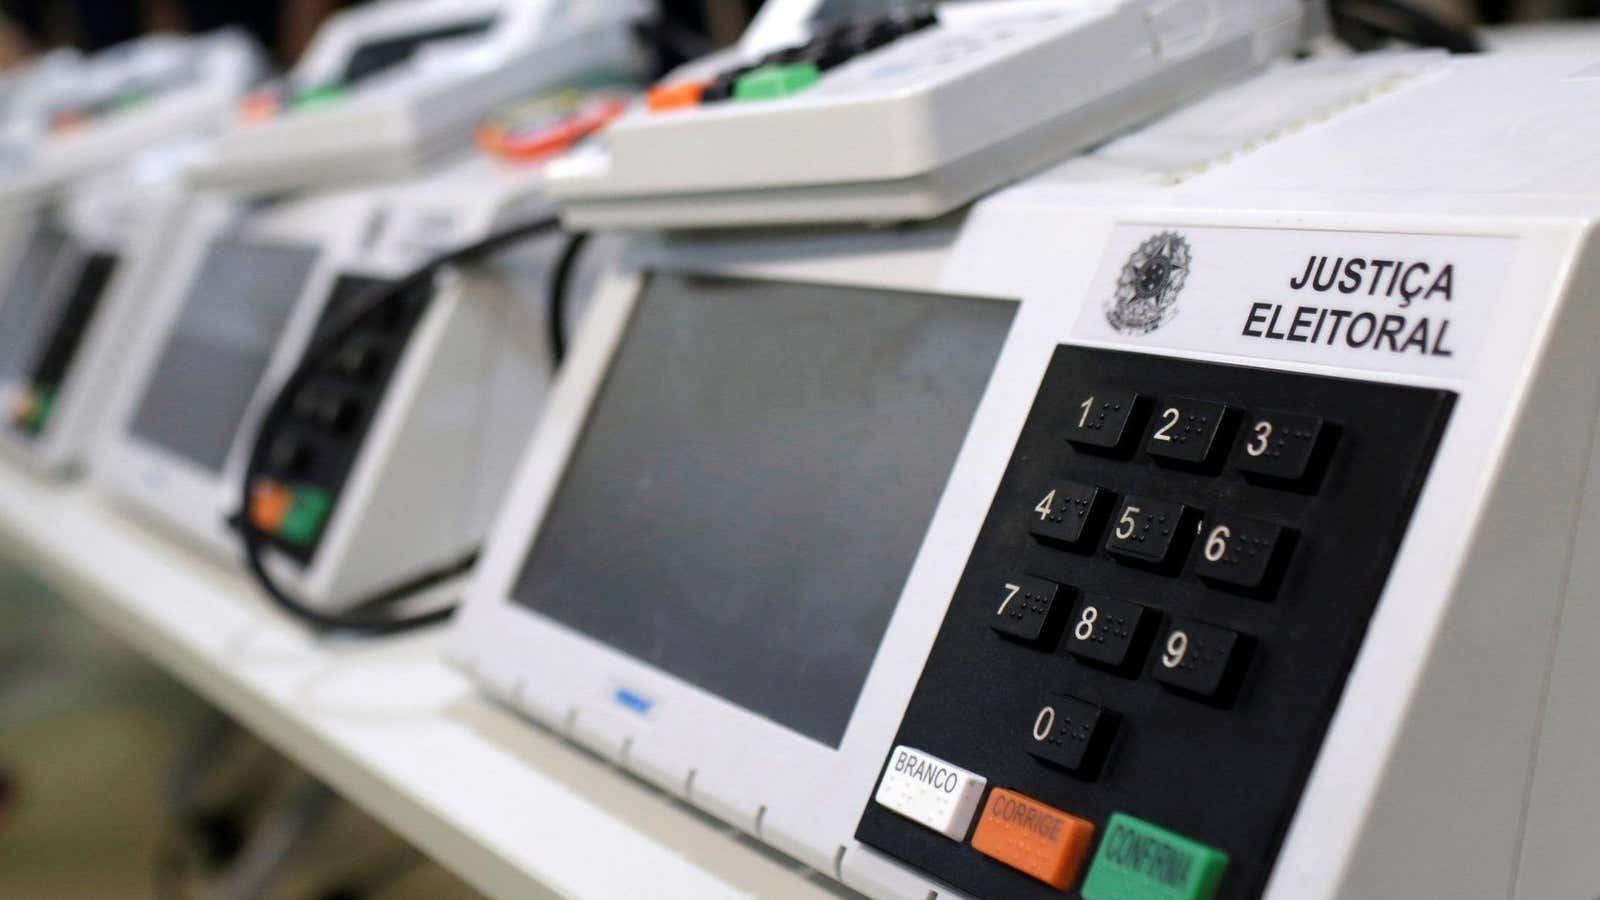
[278,486,332,546]
[290,83,348,110]
[732,63,820,101]
[1081,813,1228,900]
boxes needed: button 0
[1026,693,1117,778]
[1105,496,1192,566]
[1233,411,1327,484]
[1145,397,1231,468]
[1065,594,1151,673]
[873,746,986,840]
[1195,514,1289,591]
[1153,618,1249,703]
[989,576,1068,646]
[971,788,1095,891]
[1027,481,1109,549]
[1066,388,1145,454]
[1081,813,1228,900]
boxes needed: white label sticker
[874,745,986,840]
[1072,225,1515,377]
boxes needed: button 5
[989,575,1069,646]
[873,746,986,840]
[1028,481,1109,549]
[971,788,1095,890]
[1145,397,1232,468]
[1026,693,1117,778]
[1195,514,1290,591]
[1106,496,1193,567]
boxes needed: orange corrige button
[971,788,1096,890]
[249,479,294,533]
[646,79,709,111]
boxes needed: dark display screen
[510,273,1014,748]
[0,219,70,379]
[128,237,319,474]
[337,17,497,86]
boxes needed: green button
[1081,813,1228,900]
[291,83,348,110]
[732,63,820,101]
[26,386,55,434]
[278,487,332,546]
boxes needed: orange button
[238,90,283,123]
[646,80,709,112]
[8,387,36,426]
[970,788,1095,890]
[249,479,294,533]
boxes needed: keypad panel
[856,346,1453,899]
[8,252,119,437]
[253,274,430,564]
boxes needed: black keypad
[1066,388,1144,454]
[1026,481,1108,549]
[1145,397,1232,468]
[1233,410,1327,484]
[989,575,1067,646]
[857,345,1455,900]
[1195,514,1289,591]
[1105,495,1191,566]
[1065,594,1151,673]
[1153,617,1249,704]
[1025,693,1117,779]
[266,436,313,475]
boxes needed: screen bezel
[451,232,1044,866]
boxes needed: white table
[0,468,847,899]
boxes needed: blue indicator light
[614,688,654,714]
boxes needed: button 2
[1145,397,1231,468]
[1065,594,1151,673]
[990,575,1068,646]
[1028,481,1109,549]
[1153,618,1250,703]
[1233,410,1327,484]
[1195,514,1289,591]
[873,745,986,840]
[1106,496,1192,566]
[1026,693,1117,778]
[1066,388,1145,454]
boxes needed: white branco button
[874,745,987,840]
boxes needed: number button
[1066,388,1145,454]
[1026,693,1118,778]
[1233,410,1328,484]
[1066,594,1151,673]
[990,575,1070,646]
[1145,397,1232,468]
[1153,617,1250,704]
[1105,496,1192,567]
[1195,514,1290,591]
[1029,481,1109,549]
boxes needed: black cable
[1330,0,1483,53]
[238,215,564,637]
[548,231,589,366]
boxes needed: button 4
[873,746,986,840]
[1026,693,1117,778]
[1067,388,1146,454]
[1195,514,1290,591]
[990,576,1068,646]
[1233,410,1328,484]
[971,788,1095,890]
[1065,594,1152,673]
[1145,397,1232,468]
[1106,496,1193,567]
[1154,618,1250,704]
[1028,481,1109,549]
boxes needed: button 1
[1145,397,1232,468]
[873,745,986,840]
[1027,481,1109,549]
[1106,496,1192,567]
[1081,813,1228,900]
[989,576,1068,646]
[1066,388,1145,454]
[1153,618,1249,703]
[1233,411,1327,484]
[1065,594,1151,673]
[970,788,1095,891]
[1026,693,1117,778]
[1195,514,1289,591]
[732,63,821,101]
